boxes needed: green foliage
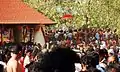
[23,0,120,34]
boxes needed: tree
[23,0,120,35]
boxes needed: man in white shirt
[24,50,32,72]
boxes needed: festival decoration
[61,14,73,19]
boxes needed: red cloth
[44,35,49,42]
[66,39,71,45]
[112,40,116,45]
[20,57,25,72]
[76,40,80,44]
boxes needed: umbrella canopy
[61,14,73,19]
[0,0,55,24]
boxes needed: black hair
[87,52,99,65]
[60,30,63,33]
[2,48,11,62]
[78,28,81,31]
[99,49,108,58]
[69,29,72,33]
[10,44,22,54]
[74,29,77,32]
[87,67,101,72]
[80,54,101,72]
[29,52,51,72]
[26,49,32,53]
[81,54,97,68]
[107,63,120,72]
[86,47,94,54]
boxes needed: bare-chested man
[7,44,22,72]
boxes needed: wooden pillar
[10,28,14,42]
[0,25,3,46]
[13,25,22,43]
[29,28,32,42]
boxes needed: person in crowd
[97,49,108,72]
[107,63,120,72]
[19,54,25,72]
[19,47,26,72]
[24,49,32,72]
[6,44,22,72]
[49,45,80,72]
[29,41,80,72]
[2,48,11,63]
[2,27,120,72]
[0,53,7,72]
[80,53,101,72]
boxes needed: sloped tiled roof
[0,0,55,24]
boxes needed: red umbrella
[61,14,73,19]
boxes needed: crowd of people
[0,28,120,72]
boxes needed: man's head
[81,54,97,69]
[26,49,32,57]
[10,44,22,59]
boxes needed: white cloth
[108,49,114,54]
[25,68,28,72]
[96,65,105,72]
[0,61,6,68]
[55,33,59,39]
[24,56,31,72]
[34,31,45,47]
[75,63,82,72]
[24,56,31,67]
[105,32,108,39]
[100,41,106,49]
[67,33,72,38]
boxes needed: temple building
[0,0,55,46]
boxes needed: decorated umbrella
[61,14,73,28]
[61,14,73,19]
